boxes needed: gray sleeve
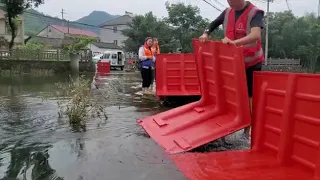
[204,10,225,35]
[138,47,147,61]
[250,11,265,29]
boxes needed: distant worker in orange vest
[138,37,155,94]
[151,37,160,90]
[199,0,264,139]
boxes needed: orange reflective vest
[140,45,154,68]
[152,45,160,55]
[144,45,154,57]
[223,3,264,68]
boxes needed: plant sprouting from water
[55,75,106,131]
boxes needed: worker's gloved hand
[199,33,209,43]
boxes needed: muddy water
[0,72,185,180]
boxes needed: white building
[87,41,122,55]
[99,11,134,47]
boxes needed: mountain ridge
[24,9,120,36]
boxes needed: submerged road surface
[0,72,185,180]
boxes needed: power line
[202,0,223,12]
[264,0,271,65]
[210,0,227,8]
[285,0,291,11]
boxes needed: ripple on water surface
[0,73,185,180]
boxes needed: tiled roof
[51,25,98,37]
[100,15,133,27]
[91,42,122,49]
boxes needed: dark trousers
[246,62,262,97]
[141,67,152,88]
[151,68,156,84]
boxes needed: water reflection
[0,142,63,180]
[0,72,185,180]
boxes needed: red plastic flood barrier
[137,40,252,154]
[96,61,110,76]
[156,53,200,96]
[252,71,320,179]
[169,71,320,180]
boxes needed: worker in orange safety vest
[150,37,160,90]
[199,0,265,140]
[138,37,155,94]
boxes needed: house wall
[100,24,128,47]
[0,17,25,44]
[37,26,64,39]
[87,44,122,54]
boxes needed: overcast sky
[36,0,318,21]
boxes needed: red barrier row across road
[138,39,251,154]
[156,53,200,97]
[139,39,320,179]
[169,71,320,180]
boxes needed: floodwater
[0,71,250,180]
[0,72,185,180]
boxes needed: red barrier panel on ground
[156,53,200,96]
[137,40,252,154]
[169,150,313,180]
[169,71,320,179]
[97,61,110,76]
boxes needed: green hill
[23,9,119,36]
[77,11,120,26]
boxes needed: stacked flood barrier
[138,39,320,179]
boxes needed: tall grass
[55,75,107,131]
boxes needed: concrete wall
[100,24,128,47]
[37,26,65,39]
[0,60,95,73]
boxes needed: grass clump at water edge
[55,75,107,131]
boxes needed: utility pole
[61,9,67,27]
[61,9,65,20]
[318,0,320,18]
[264,0,270,65]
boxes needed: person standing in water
[199,0,265,139]
[150,37,160,90]
[138,37,154,94]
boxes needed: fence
[0,49,93,62]
[266,58,300,66]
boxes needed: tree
[165,2,209,53]
[122,12,173,53]
[61,36,96,54]
[1,0,44,49]
[264,11,320,72]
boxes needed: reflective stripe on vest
[223,6,264,64]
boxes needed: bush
[55,75,106,131]
[16,42,45,51]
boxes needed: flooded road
[0,72,185,180]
